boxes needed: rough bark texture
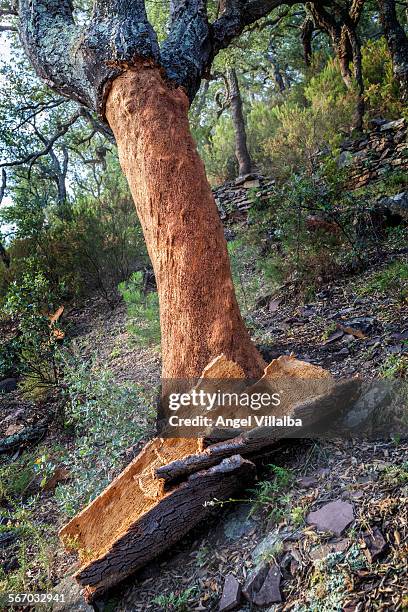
[301,16,314,66]
[0,241,9,268]
[79,456,255,602]
[0,422,48,453]
[18,0,159,112]
[106,65,265,379]
[60,446,255,602]
[18,0,294,115]
[378,0,408,99]
[268,41,286,91]
[60,354,362,601]
[212,0,297,56]
[227,69,252,176]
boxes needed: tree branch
[13,98,67,133]
[18,0,92,105]
[211,0,297,55]
[161,0,212,101]
[0,111,81,169]
[0,168,6,203]
[18,0,158,115]
[301,15,315,65]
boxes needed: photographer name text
[167,415,303,428]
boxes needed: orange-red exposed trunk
[106,65,264,379]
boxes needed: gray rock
[379,191,408,220]
[380,118,405,131]
[362,527,387,562]
[223,504,254,540]
[297,476,318,489]
[306,500,354,536]
[339,317,376,337]
[251,528,292,563]
[310,538,350,561]
[243,562,269,601]
[219,574,242,612]
[53,577,93,612]
[0,378,17,394]
[243,563,282,606]
[338,150,354,168]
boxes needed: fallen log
[60,354,361,602]
[0,421,48,454]
[63,454,255,602]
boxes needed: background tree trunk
[378,0,408,99]
[267,41,286,92]
[308,2,365,131]
[226,69,253,177]
[106,65,264,379]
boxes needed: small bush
[152,586,198,611]
[0,504,55,594]
[358,261,408,301]
[249,464,294,518]
[0,454,37,502]
[119,271,160,346]
[55,355,155,517]
[363,38,404,119]
[2,264,64,396]
[379,354,407,379]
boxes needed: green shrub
[363,38,404,119]
[244,170,356,296]
[358,261,408,300]
[0,155,148,308]
[0,454,37,502]
[118,271,160,346]
[249,464,294,518]
[0,504,55,594]
[379,354,407,379]
[55,356,155,517]
[152,586,198,611]
[2,264,64,396]
[0,336,20,380]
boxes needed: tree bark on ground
[226,68,253,177]
[70,455,256,602]
[378,0,408,99]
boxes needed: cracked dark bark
[68,455,256,602]
[378,0,408,99]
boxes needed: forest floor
[0,235,407,611]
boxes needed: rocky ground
[254,251,408,380]
[108,253,407,612]
[115,437,407,612]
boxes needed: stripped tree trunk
[226,68,253,177]
[106,66,264,378]
[17,0,293,376]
